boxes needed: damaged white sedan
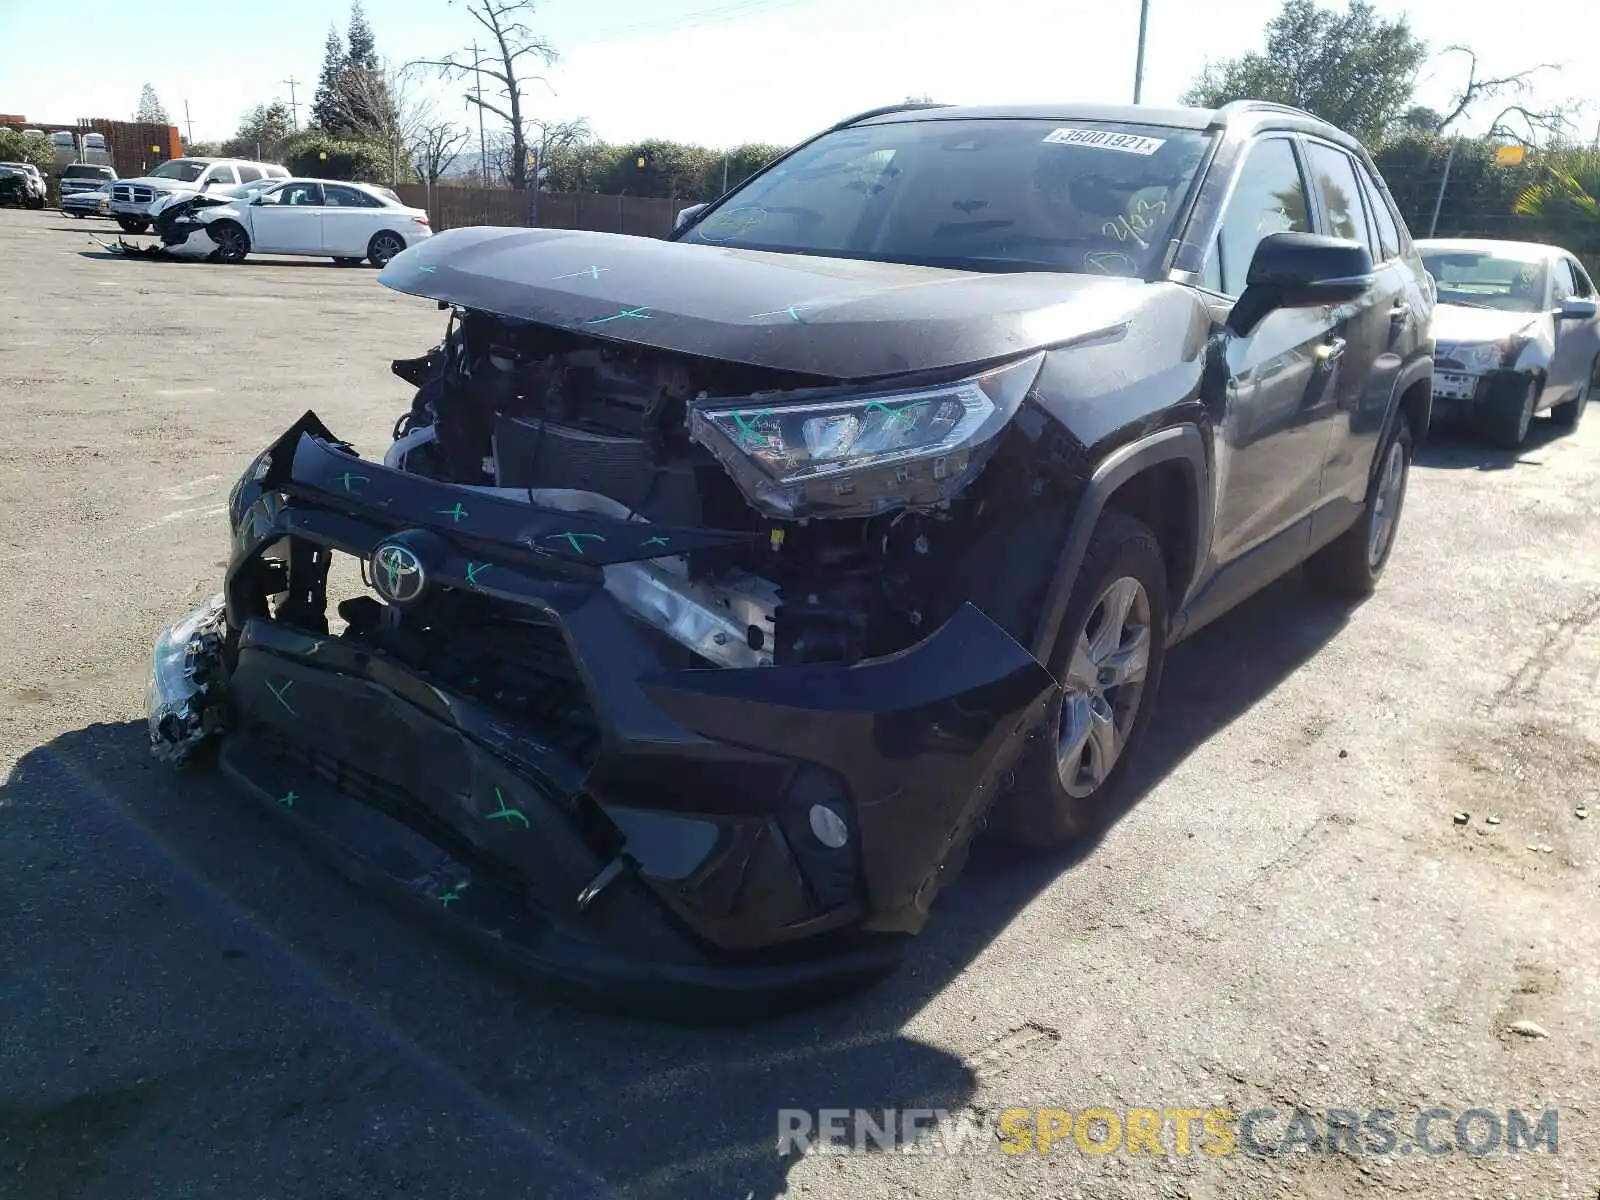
[122,178,431,266]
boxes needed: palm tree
[1514,149,1600,221]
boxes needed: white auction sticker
[1042,128,1167,155]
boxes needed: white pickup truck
[109,156,287,233]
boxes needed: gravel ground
[1,207,1596,1200]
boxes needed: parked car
[109,157,289,233]
[1415,238,1599,447]
[0,161,46,208]
[61,178,114,219]
[58,162,117,200]
[134,177,430,265]
[146,100,1432,1016]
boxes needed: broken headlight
[689,353,1044,518]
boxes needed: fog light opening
[808,803,850,849]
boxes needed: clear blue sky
[1,0,1595,149]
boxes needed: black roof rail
[828,101,954,131]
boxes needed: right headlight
[1449,341,1510,373]
[689,352,1044,518]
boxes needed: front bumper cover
[152,412,1055,1014]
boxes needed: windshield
[1420,250,1549,313]
[148,160,208,182]
[63,164,112,180]
[675,118,1211,276]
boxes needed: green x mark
[486,786,530,829]
[278,790,298,808]
[865,401,919,432]
[465,562,490,585]
[729,411,770,448]
[436,502,469,523]
[546,531,607,555]
[641,535,670,549]
[336,471,370,493]
[440,881,469,907]
[587,306,652,325]
[266,678,297,715]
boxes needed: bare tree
[409,0,557,191]
[413,120,471,184]
[328,60,444,184]
[1431,46,1568,140]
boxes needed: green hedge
[281,132,388,183]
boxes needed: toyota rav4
[146,100,1433,1018]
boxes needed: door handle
[1315,337,1347,369]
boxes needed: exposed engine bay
[380,307,1082,668]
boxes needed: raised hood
[377,226,1153,380]
[1433,302,1538,346]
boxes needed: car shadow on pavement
[1416,417,1571,471]
[0,571,1351,1199]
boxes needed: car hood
[377,226,1153,379]
[1433,303,1540,346]
[121,176,201,191]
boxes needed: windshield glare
[148,160,208,182]
[676,118,1210,276]
[1422,251,1549,313]
[63,165,111,179]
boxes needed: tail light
[412,215,430,226]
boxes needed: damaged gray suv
[147,100,1432,1017]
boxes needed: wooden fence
[392,184,683,239]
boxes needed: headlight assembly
[689,352,1045,518]
[1450,341,1510,373]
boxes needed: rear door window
[1304,142,1377,259]
[237,165,263,183]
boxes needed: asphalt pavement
[1,208,1596,1199]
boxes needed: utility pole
[1132,0,1151,103]
[282,77,301,129]
[471,41,488,185]
[183,100,195,145]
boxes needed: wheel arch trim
[1027,424,1211,662]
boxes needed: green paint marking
[729,411,770,448]
[465,561,489,585]
[436,502,469,523]
[587,306,652,325]
[440,881,469,907]
[278,790,298,808]
[546,531,607,555]
[266,678,297,716]
[865,401,919,432]
[485,786,530,829]
[641,535,670,549]
[336,471,370,493]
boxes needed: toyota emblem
[371,541,426,604]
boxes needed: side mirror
[1227,232,1375,337]
[675,202,708,232]
[1557,296,1598,321]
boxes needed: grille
[112,184,155,204]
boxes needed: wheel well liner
[1028,425,1210,661]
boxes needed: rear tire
[116,217,149,234]
[367,231,405,267]
[1305,422,1412,599]
[1478,374,1538,449]
[987,510,1170,850]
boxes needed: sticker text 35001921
[1042,128,1167,155]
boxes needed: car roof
[841,99,1369,150]
[1415,237,1571,261]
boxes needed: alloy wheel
[371,234,403,266]
[1056,575,1152,798]
[1367,438,1408,569]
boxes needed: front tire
[1479,374,1538,449]
[208,221,250,264]
[988,510,1170,849]
[1305,422,1412,599]
[367,231,405,268]
[117,217,149,234]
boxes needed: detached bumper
[158,414,1054,1015]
